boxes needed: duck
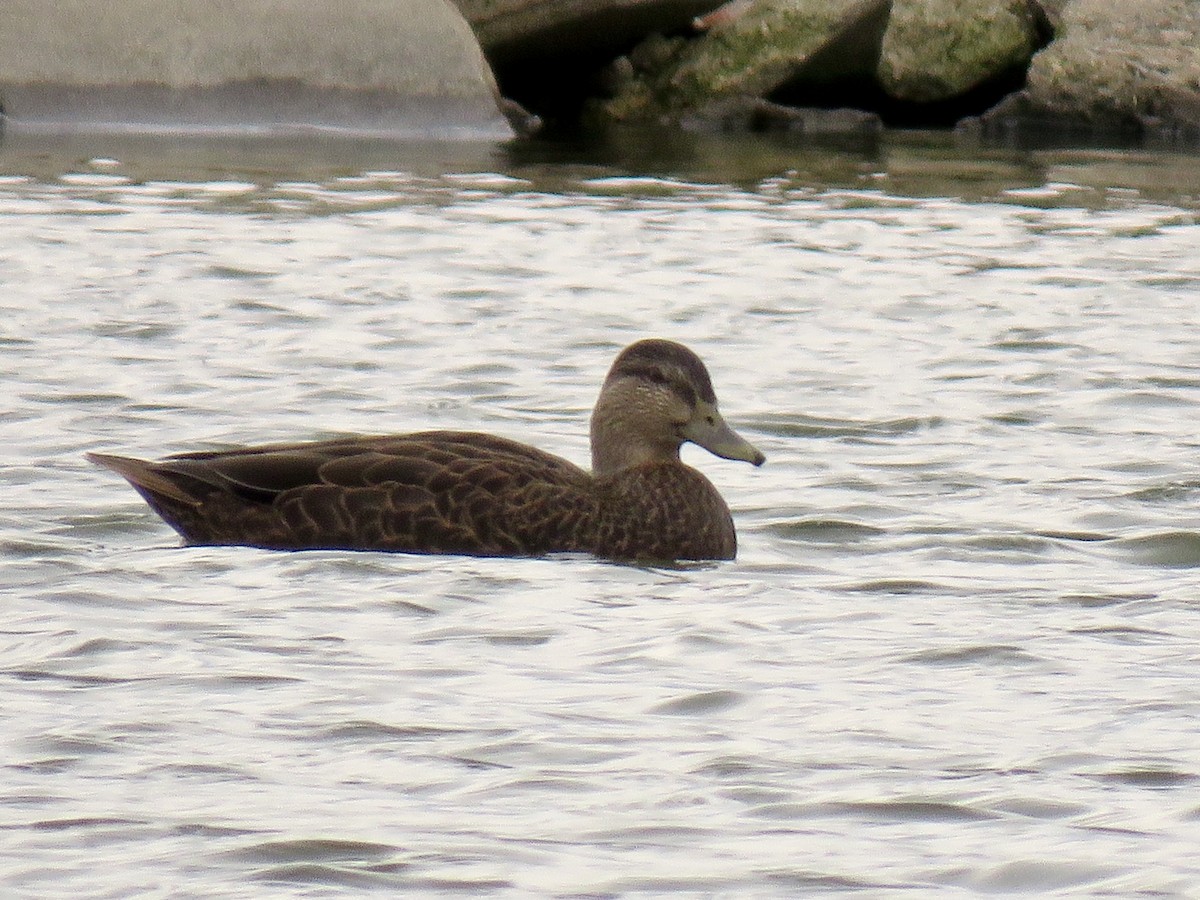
[86,339,765,561]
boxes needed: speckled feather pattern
[90,340,758,562]
[104,431,737,561]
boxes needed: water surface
[3,131,1200,896]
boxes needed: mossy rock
[879,0,1039,103]
[1025,0,1200,126]
[600,0,891,124]
[977,0,1200,141]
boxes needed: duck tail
[86,452,203,507]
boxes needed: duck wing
[89,431,596,555]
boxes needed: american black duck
[87,339,765,561]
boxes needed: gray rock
[977,0,1200,142]
[596,0,892,125]
[879,0,1041,103]
[454,0,724,64]
[0,0,513,139]
[1027,0,1067,32]
[678,97,882,133]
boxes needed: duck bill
[683,404,766,466]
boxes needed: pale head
[590,339,765,475]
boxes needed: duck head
[590,339,765,476]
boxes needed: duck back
[90,434,736,561]
[91,432,592,556]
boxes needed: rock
[693,0,756,32]
[677,97,883,133]
[879,0,1041,103]
[976,0,1200,142]
[1027,0,1066,34]
[0,0,513,139]
[454,0,725,65]
[453,0,731,120]
[597,0,892,126]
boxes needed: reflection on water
[2,129,1200,896]
[5,127,1200,205]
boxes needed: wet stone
[878,0,1041,104]
[596,0,892,126]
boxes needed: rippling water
[3,131,1200,896]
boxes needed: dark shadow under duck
[87,339,765,561]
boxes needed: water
[3,130,1200,896]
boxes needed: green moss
[601,0,871,123]
[879,0,1037,102]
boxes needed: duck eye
[705,415,716,426]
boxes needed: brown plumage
[87,339,765,561]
